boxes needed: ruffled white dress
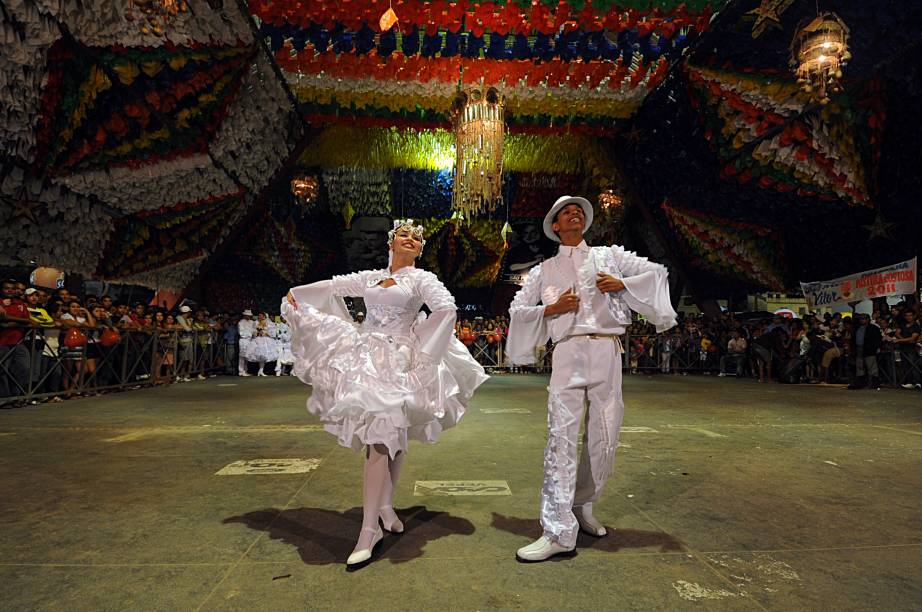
[244,321,279,362]
[275,322,294,366]
[282,265,488,457]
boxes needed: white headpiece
[387,219,426,250]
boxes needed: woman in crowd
[274,315,294,376]
[154,311,176,384]
[283,219,487,569]
[244,312,278,377]
[59,300,96,396]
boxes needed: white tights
[354,444,404,551]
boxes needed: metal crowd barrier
[878,347,922,387]
[0,325,236,405]
[464,331,920,388]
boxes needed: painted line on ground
[871,425,922,436]
[414,480,512,496]
[480,408,531,414]
[215,458,323,476]
[103,425,325,442]
[666,425,727,438]
[2,543,921,569]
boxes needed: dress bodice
[362,277,422,336]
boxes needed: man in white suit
[507,195,677,562]
[237,309,255,376]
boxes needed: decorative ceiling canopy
[250,0,727,133]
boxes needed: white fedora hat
[242,309,254,316]
[543,195,593,242]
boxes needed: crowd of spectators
[0,279,240,402]
[6,275,921,401]
[447,302,922,391]
[625,302,921,389]
[456,315,509,365]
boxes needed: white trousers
[540,336,624,548]
[238,339,252,375]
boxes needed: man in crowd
[848,313,882,390]
[892,309,921,389]
[752,326,785,383]
[0,280,32,397]
[719,329,748,377]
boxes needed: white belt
[558,333,624,354]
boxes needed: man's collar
[558,240,589,256]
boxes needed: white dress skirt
[275,322,294,365]
[282,266,488,458]
[244,322,279,362]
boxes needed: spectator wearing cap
[0,280,32,398]
[24,288,54,390]
[176,305,195,382]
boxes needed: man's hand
[596,273,625,293]
[546,288,579,317]
[286,292,298,310]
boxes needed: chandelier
[791,12,850,104]
[126,0,189,36]
[598,189,624,214]
[450,87,505,218]
[291,174,319,210]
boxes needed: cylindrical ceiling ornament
[450,87,505,218]
[290,174,319,211]
[790,12,851,105]
[125,0,189,36]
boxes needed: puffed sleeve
[286,271,373,322]
[413,270,458,361]
[507,265,549,365]
[610,246,677,333]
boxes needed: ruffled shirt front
[506,241,678,365]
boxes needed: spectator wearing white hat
[237,309,256,376]
[176,305,194,381]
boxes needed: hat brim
[543,196,594,242]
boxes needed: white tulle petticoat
[244,336,279,362]
[282,302,487,458]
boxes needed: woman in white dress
[274,316,294,376]
[243,312,278,376]
[283,219,488,569]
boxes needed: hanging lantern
[450,87,506,218]
[290,174,319,210]
[598,189,624,214]
[791,12,851,104]
[125,0,189,36]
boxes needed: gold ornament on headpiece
[388,219,426,250]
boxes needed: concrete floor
[0,374,920,611]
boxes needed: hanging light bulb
[125,0,189,36]
[791,12,851,104]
